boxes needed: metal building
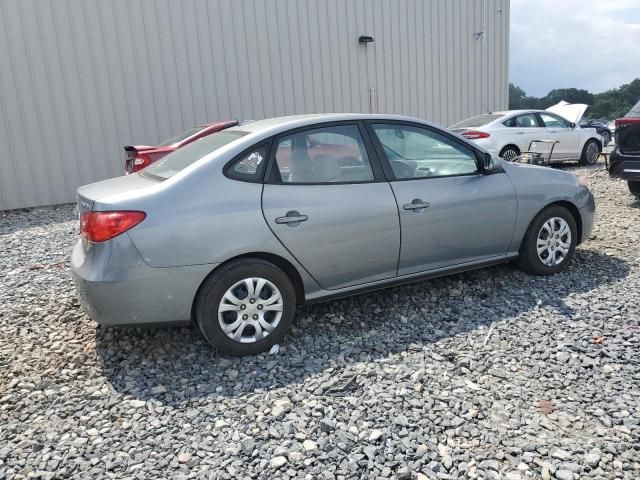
[0,0,509,211]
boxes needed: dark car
[579,119,612,146]
[124,120,238,173]
[608,118,640,198]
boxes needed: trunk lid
[77,173,159,209]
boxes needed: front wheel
[579,139,601,166]
[629,181,640,199]
[516,205,577,276]
[195,259,296,355]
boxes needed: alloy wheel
[218,277,283,343]
[586,142,599,165]
[602,131,610,146]
[536,217,572,267]
[502,149,518,162]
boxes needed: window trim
[363,120,488,182]
[264,121,386,186]
[223,139,273,183]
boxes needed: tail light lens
[462,130,491,140]
[125,155,151,174]
[132,155,151,172]
[81,211,146,242]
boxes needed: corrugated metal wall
[0,0,509,210]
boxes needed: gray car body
[71,114,595,326]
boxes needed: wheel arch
[190,252,306,322]
[585,136,602,151]
[500,144,521,158]
[539,200,583,245]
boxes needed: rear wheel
[629,181,640,199]
[499,145,520,162]
[516,205,577,276]
[195,259,296,355]
[579,139,600,166]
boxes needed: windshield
[157,126,207,146]
[144,130,248,180]
[450,114,504,129]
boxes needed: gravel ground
[1,164,639,480]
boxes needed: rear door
[503,113,546,155]
[367,121,517,275]
[538,112,580,159]
[261,123,400,290]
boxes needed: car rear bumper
[71,235,215,326]
[608,149,640,180]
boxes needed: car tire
[602,131,611,147]
[195,258,296,356]
[499,145,520,162]
[629,181,640,199]
[579,139,601,166]
[516,205,577,276]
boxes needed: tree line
[509,78,640,120]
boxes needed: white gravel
[1,165,639,479]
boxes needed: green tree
[509,79,640,119]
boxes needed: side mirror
[482,152,502,172]
[569,122,576,129]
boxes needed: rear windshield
[157,126,207,146]
[144,130,248,180]
[451,114,504,129]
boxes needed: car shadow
[95,248,629,404]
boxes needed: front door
[538,112,580,160]
[261,123,400,290]
[367,122,517,275]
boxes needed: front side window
[539,113,568,128]
[144,130,248,180]
[272,125,374,184]
[372,124,479,179]
[504,113,541,128]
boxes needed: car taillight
[132,155,151,172]
[462,130,490,139]
[80,211,146,242]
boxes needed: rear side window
[503,113,541,128]
[144,130,247,180]
[450,114,504,129]
[271,125,374,184]
[225,143,270,182]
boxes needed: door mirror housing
[480,152,503,173]
[569,122,576,129]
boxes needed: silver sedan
[71,114,595,355]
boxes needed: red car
[124,120,238,173]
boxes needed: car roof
[224,113,430,136]
[490,109,545,116]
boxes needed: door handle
[403,199,430,211]
[275,210,308,225]
[548,130,558,134]
[515,132,525,135]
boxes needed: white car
[450,103,602,165]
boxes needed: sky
[509,0,640,96]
